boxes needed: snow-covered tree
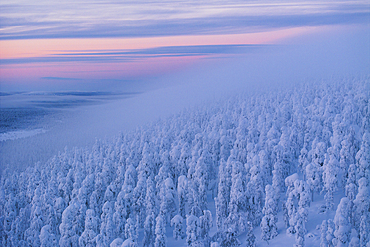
[345,164,358,202]
[110,238,123,247]
[123,165,137,219]
[220,228,241,247]
[246,162,264,227]
[79,209,98,247]
[159,178,177,223]
[311,141,326,168]
[215,159,231,231]
[295,180,310,223]
[113,188,127,238]
[146,175,157,217]
[59,203,79,247]
[220,130,232,161]
[39,225,57,247]
[121,238,137,247]
[25,205,43,246]
[143,212,155,247]
[356,132,370,181]
[359,214,370,247]
[178,175,188,219]
[245,221,256,247]
[349,234,360,247]
[285,192,297,236]
[178,143,191,178]
[333,197,351,247]
[211,241,220,247]
[320,220,329,247]
[133,174,146,227]
[271,146,285,213]
[294,216,306,247]
[339,140,353,187]
[323,148,340,211]
[199,210,213,245]
[97,201,116,246]
[186,214,200,247]
[54,196,66,231]
[194,155,209,211]
[261,210,278,243]
[353,178,370,231]
[306,162,322,201]
[278,127,294,175]
[228,176,246,233]
[171,214,185,240]
[299,145,309,176]
[156,151,172,189]
[326,219,335,247]
[138,142,154,180]
[78,174,94,208]
[125,217,138,244]
[261,184,278,242]
[155,214,167,247]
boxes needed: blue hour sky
[0,0,369,91]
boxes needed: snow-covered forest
[1,77,369,247]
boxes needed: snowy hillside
[1,77,369,247]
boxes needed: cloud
[41,77,82,81]
[0,44,270,65]
[0,0,369,39]
[57,44,268,56]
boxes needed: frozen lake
[0,91,138,140]
[0,91,141,169]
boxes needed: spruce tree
[143,212,155,247]
[155,214,167,247]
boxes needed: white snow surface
[0,128,47,142]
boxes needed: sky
[0,0,369,92]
